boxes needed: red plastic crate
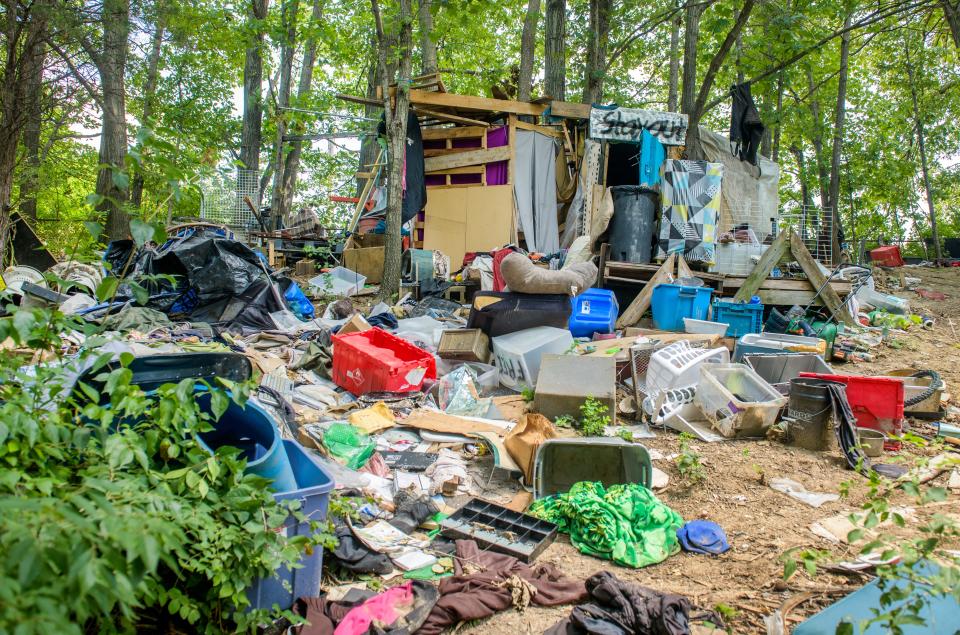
[798,373,904,445]
[332,327,436,396]
[870,246,905,268]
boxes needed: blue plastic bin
[248,440,334,611]
[568,288,619,337]
[195,392,298,493]
[651,284,713,331]
[712,300,764,337]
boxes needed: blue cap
[677,520,730,555]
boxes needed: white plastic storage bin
[709,243,769,276]
[695,363,787,438]
[309,266,367,296]
[492,326,574,391]
[645,340,729,395]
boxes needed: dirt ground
[457,265,960,634]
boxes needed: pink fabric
[333,582,415,635]
[423,127,509,187]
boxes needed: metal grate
[779,205,834,264]
[199,169,261,237]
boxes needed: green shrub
[0,305,335,634]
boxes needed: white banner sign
[589,106,689,146]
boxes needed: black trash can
[608,185,658,264]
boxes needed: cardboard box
[342,233,387,284]
[339,313,372,335]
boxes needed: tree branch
[44,39,102,107]
[691,0,755,120]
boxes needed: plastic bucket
[196,393,297,492]
[787,378,834,451]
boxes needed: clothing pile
[529,481,683,568]
[546,571,722,635]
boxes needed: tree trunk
[941,0,960,48]
[417,0,438,76]
[19,8,46,223]
[680,0,699,117]
[372,0,413,302]
[277,0,323,220]
[544,0,566,100]
[667,7,680,111]
[270,0,300,227]
[96,0,131,241]
[130,14,165,209]
[685,0,755,159]
[806,67,829,204]
[582,0,612,104]
[241,0,269,193]
[518,0,540,102]
[771,71,783,162]
[906,43,943,260]
[789,144,813,209]
[826,13,852,261]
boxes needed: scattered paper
[769,477,839,508]
[349,401,397,434]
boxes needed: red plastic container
[332,327,436,396]
[798,373,904,448]
[870,246,905,268]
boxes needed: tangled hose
[903,370,942,407]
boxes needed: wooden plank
[789,232,856,325]
[425,166,485,176]
[337,93,383,108]
[732,230,791,302]
[616,253,675,329]
[413,107,490,127]
[424,145,510,172]
[676,256,693,279]
[421,126,488,140]
[752,289,829,306]
[598,242,609,288]
[402,88,545,116]
[514,119,564,137]
[722,277,852,294]
[550,100,591,119]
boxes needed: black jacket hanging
[378,111,427,224]
[729,82,765,165]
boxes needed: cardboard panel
[424,188,468,223]
[424,185,514,268]
[423,217,466,268]
[465,185,513,255]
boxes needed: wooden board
[549,100,591,119]
[732,230,791,302]
[622,329,723,347]
[722,277,851,294]
[424,145,511,172]
[422,126,489,140]
[789,232,856,325]
[615,253,675,329]
[404,88,546,116]
[423,185,514,268]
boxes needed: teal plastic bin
[651,284,713,331]
[247,440,334,610]
[195,392,297,492]
[712,300,764,337]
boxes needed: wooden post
[733,230,791,302]
[789,231,856,326]
[676,255,693,279]
[615,253,676,328]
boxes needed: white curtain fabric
[514,130,560,253]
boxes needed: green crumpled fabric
[529,481,683,568]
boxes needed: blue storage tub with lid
[568,288,619,337]
[712,300,764,337]
[247,439,335,611]
[651,284,713,331]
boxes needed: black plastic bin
[608,185,658,264]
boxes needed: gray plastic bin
[533,438,651,499]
